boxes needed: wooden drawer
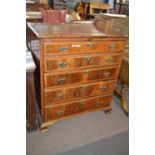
[44,66,118,88]
[45,94,112,121]
[43,41,125,55]
[44,80,116,105]
[44,53,122,72]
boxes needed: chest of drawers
[28,23,127,132]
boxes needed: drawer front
[46,105,66,121]
[45,95,112,121]
[44,80,116,105]
[44,67,118,88]
[44,54,122,72]
[44,41,125,55]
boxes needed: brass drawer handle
[59,47,68,52]
[82,84,87,89]
[57,77,66,85]
[101,86,109,91]
[84,56,92,62]
[56,92,64,98]
[108,44,116,50]
[103,71,111,78]
[56,110,64,117]
[87,43,94,48]
[58,62,68,68]
[83,70,88,75]
[106,57,113,63]
[79,100,85,106]
[96,101,103,105]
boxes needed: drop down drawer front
[44,80,116,105]
[43,41,125,55]
[44,66,119,88]
[45,94,113,121]
[44,53,122,72]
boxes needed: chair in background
[39,9,66,24]
[28,9,67,54]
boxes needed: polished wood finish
[28,23,128,38]
[45,80,116,105]
[44,66,118,88]
[43,41,125,55]
[44,53,122,72]
[45,95,112,121]
[27,23,126,131]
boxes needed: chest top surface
[27,23,127,39]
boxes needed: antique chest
[28,23,127,132]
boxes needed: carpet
[26,94,129,155]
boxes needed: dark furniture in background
[115,49,129,115]
[48,0,54,9]
[114,0,129,15]
[26,2,49,11]
[26,52,37,132]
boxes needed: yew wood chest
[28,23,127,132]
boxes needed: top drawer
[43,41,125,55]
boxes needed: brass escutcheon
[59,47,68,52]
[106,57,113,63]
[57,77,66,85]
[57,110,64,117]
[58,62,68,68]
[103,71,111,77]
[87,43,94,48]
[85,56,92,62]
[108,44,116,50]
[83,70,88,75]
[56,92,64,98]
[101,86,108,91]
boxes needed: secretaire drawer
[43,41,125,55]
[44,66,118,88]
[44,53,122,72]
[45,94,112,121]
[44,80,116,105]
